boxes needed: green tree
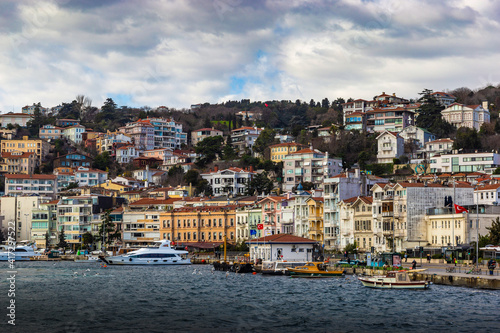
[94,210,120,249]
[195,136,224,166]
[184,169,201,187]
[26,104,44,137]
[196,179,213,196]
[486,217,500,245]
[415,89,455,137]
[93,151,111,171]
[223,136,237,160]
[344,241,358,254]
[493,166,500,175]
[245,172,274,196]
[453,127,482,151]
[44,232,50,248]
[57,229,68,249]
[82,232,94,249]
[253,128,276,156]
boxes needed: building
[129,117,187,149]
[4,174,57,198]
[370,182,473,252]
[0,151,36,174]
[74,166,108,187]
[374,92,408,106]
[96,131,133,154]
[53,152,93,169]
[307,197,324,244]
[0,195,53,242]
[0,113,33,128]
[56,119,81,127]
[376,131,405,164]
[342,99,379,124]
[323,169,386,250]
[257,196,286,237]
[282,148,343,191]
[116,145,139,164]
[475,184,500,205]
[429,152,500,174]
[31,200,59,248]
[200,166,256,196]
[39,125,64,140]
[230,127,263,154]
[1,136,50,166]
[191,128,223,146]
[366,107,415,133]
[398,126,436,148]
[431,92,456,106]
[54,168,76,192]
[22,104,49,114]
[62,125,86,144]
[246,234,317,262]
[119,120,155,150]
[424,138,454,158]
[345,112,366,131]
[441,102,490,131]
[424,208,467,248]
[159,204,238,248]
[269,142,308,163]
[142,148,173,165]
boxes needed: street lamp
[24,213,30,243]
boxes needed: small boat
[287,262,344,278]
[261,260,309,275]
[0,242,41,261]
[101,239,191,265]
[358,270,430,289]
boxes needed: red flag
[257,224,264,230]
[454,204,468,214]
[264,103,268,107]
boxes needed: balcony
[382,195,393,200]
[382,146,392,151]
[382,212,393,217]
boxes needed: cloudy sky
[1,0,499,112]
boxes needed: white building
[116,145,139,164]
[441,102,490,131]
[424,138,454,158]
[398,126,436,148]
[230,127,263,154]
[74,167,108,187]
[431,92,456,106]
[376,131,404,164]
[475,184,500,205]
[429,152,500,174]
[200,166,255,196]
[4,174,57,198]
[246,234,317,262]
[282,148,343,191]
[62,125,86,144]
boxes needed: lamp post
[476,189,479,270]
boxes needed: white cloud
[0,0,499,112]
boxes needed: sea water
[0,262,498,332]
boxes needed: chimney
[382,92,385,95]
[482,100,488,110]
[393,93,396,97]
[214,166,218,172]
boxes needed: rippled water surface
[1,262,499,332]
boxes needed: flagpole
[452,177,455,247]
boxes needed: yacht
[0,243,41,261]
[102,240,191,265]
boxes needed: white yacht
[0,243,41,261]
[103,240,191,265]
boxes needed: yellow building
[0,151,36,174]
[425,211,467,247]
[1,136,50,166]
[351,196,374,252]
[93,180,132,193]
[270,142,308,163]
[159,205,239,246]
[306,197,324,244]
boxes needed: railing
[382,212,393,217]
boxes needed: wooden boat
[261,260,308,275]
[287,262,344,278]
[358,270,430,289]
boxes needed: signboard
[250,229,257,236]
[257,224,263,230]
[264,229,272,236]
[366,253,372,267]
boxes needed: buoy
[201,259,206,263]
[253,272,257,275]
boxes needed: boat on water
[101,239,191,265]
[287,262,344,278]
[0,242,41,261]
[358,270,430,289]
[261,260,309,275]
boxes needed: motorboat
[101,239,191,265]
[287,262,344,278]
[0,243,41,261]
[261,260,309,275]
[358,270,430,289]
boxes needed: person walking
[412,260,417,270]
[427,254,431,263]
[487,259,496,276]
[404,253,408,262]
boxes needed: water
[1,262,499,332]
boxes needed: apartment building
[441,102,490,131]
[4,174,57,198]
[0,151,36,174]
[39,124,64,140]
[376,131,404,164]
[230,127,263,154]
[200,166,255,196]
[1,136,50,166]
[119,120,155,150]
[269,142,308,163]
[429,152,500,174]
[191,128,223,145]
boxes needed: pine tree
[57,229,68,249]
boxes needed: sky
[1,0,499,112]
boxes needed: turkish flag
[265,103,268,107]
[257,224,264,230]
[454,204,468,214]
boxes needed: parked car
[336,259,366,266]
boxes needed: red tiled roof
[1,152,35,159]
[477,184,500,190]
[129,198,178,206]
[270,142,307,148]
[246,234,317,244]
[5,174,56,179]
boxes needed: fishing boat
[358,270,430,289]
[261,260,308,275]
[287,262,344,278]
[101,239,191,265]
